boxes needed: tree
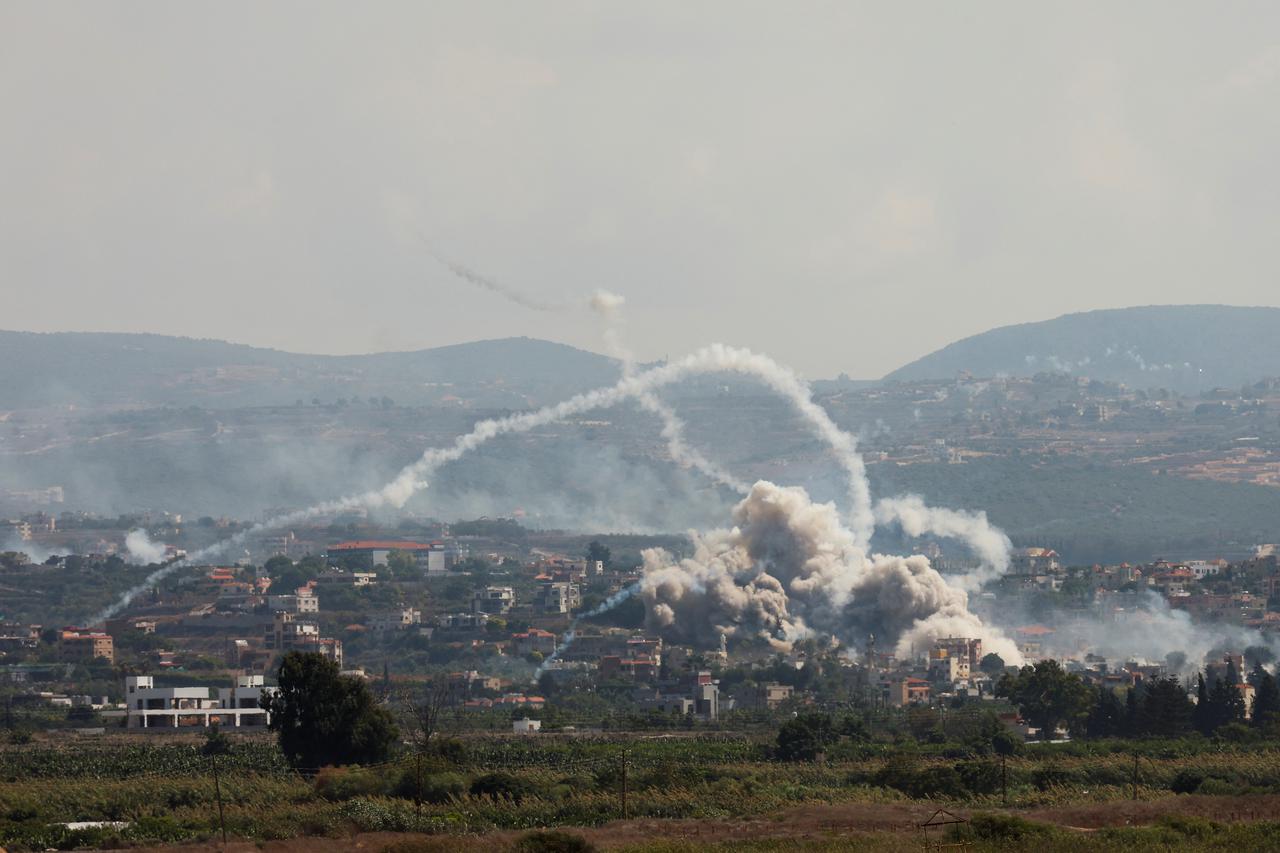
[1250,666,1280,730]
[978,653,1006,677]
[1193,673,1213,735]
[1137,676,1194,738]
[1086,687,1124,738]
[1199,668,1247,735]
[385,549,419,580]
[776,712,836,761]
[585,540,611,569]
[995,660,1093,738]
[262,651,398,769]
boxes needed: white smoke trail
[589,289,751,494]
[90,339,1008,628]
[91,343,874,623]
[124,529,168,564]
[534,582,642,679]
[425,240,558,312]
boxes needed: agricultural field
[6,733,1280,850]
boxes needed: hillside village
[4,509,1280,740]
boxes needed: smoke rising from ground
[641,481,1022,663]
[91,337,1014,668]
[124,529,167,564]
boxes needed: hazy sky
[2,3,1278,377]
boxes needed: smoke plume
[641,481,1021,663]
[92,340,1010,652]
[124,528,167,564]
[873,495,1012,587]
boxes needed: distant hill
[886,305,1280,393]
[0,332,620,408]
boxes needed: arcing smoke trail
[589,290,1010,573]
[91,343,877,624]
[425,240,557,312]
[590,290,750,494]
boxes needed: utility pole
[1131,753,1139,801]
[1001,753,1008,807]
[620,749,629,820]
[415,749,423,818]
[210,754,227,844]
[202,726,230,845]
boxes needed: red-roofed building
[511,629,557,656]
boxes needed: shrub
[469,771,537,803]
[951,812,1055,843]
[512,830,597,853]
[955,760,1001,795]
[314,765,387,801]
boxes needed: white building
[473,586,515,615]
[369,608,422,631]
[513,717,541,734]
[267,587,319,614]
[124,675,276,729]
[536,582,581,614]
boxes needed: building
[511,628,557,657]
[315,570,377,587]
[369,608,422,631]
[598,655,659,682]
[264,613,342,666]
[436,612,489,630]
[761,683,794,710]
[326,540,434,569]
[535,582,581,614]
[473,586,515,615]
[886,677,931,707]
[638,671,721,720]
[267,587,319,614]
[513,717,541,734]
[123,675,275,729]
[1010,548,1061,576]
[59,630,114,665]
[933,637,982,670]
[928,649,970,684]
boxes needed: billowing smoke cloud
[426,243,557,312]
[874,495,1012,587]
[641,481,1021,663]
[124,528,167,564]
[1034,590,1277,675]
[91,339,1010,651]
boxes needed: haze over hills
[0,331,620,409]
[886,305,1280,393]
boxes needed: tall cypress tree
[1193,672,1214,736]
[1251,668,1280,729]
[1206,671,1246,731]
[1087,687,1123,738]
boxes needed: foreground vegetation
[7,732,1280,850]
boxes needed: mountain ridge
[885,304,1280,393]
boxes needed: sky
[2,3,1278,379]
